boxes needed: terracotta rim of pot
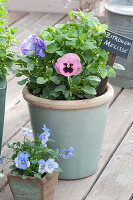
[22,83,114,110]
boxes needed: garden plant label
[101,30,133,58]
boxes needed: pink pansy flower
[55,53,82,77]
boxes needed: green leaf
[55,85,66,92]
[9,165,16,170]
[106,65,116,78]
[36,77,48,84]
[56,50,68,56]
[99,66,108,79]
[0,36,6,44]
[50,76,60,85]
[33,88,41,95]
[56,167,63,172]
[87,75,101,82]
[83,86,96,95]
[12,171,19,176]
[69,10,74,20]
[18,79,28,85]
[22,174,27,180]
[46,68,53,77]
[11,27,18,35]
[46,42,60,53]
[98,24,108,33]
[113,63,125,70]
[0,49,6,57]
[40,30,53,41]
[34,173,41,179]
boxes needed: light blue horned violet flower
[21,127,33,137]
[45,158,59,174]
[15,152,30,170]
[40,124,51,145]
[20,34,46,58]
[61,147,74,159]
[0,156,4,164]
[38,159,46,174]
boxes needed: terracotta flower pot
[7,171,59,200]
[22,83,114,179]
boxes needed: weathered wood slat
[1,88,133,199]
[54,88,133,200]
[86,124,133,200]
[7,11,28,25]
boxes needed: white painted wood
[86,124,133,200]
[6,0,96,13]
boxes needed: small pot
[7,171,59,200]
[0,76,6,153]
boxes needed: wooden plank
[1,88,133,198]
[110,83,122,105]
[0,90,133,200]
[7,11,28,25]
[86,124,133,200]
[6,12,45,83]
[53,88,133,200]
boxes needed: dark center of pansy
[63,63,74,74]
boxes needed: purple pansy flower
[38,159,46,174]
[21,127,33,137]
[45,158,59,174]
[20,35,36,56]
[14,152,30,170]
[61,147,74,159]
[0,156,4,164]
[55,53,82,77]
[20,35,46,58]
[35,37,46,58]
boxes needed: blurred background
[7,0,108,16]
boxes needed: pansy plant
[0,124,74,179]
[15,10,124,100]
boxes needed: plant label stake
[97,30,133,96]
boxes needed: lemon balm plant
[0,125,73,199]
[0,0,17,153]
[14,10,119,179]
[0,0,17,77]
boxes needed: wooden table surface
[0,11,133,200]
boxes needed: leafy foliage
[0,127,68,179]
[15,10,117,100]
[0,0,17,78]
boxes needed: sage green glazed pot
[23,84,114,180]
[0,76,6,153]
